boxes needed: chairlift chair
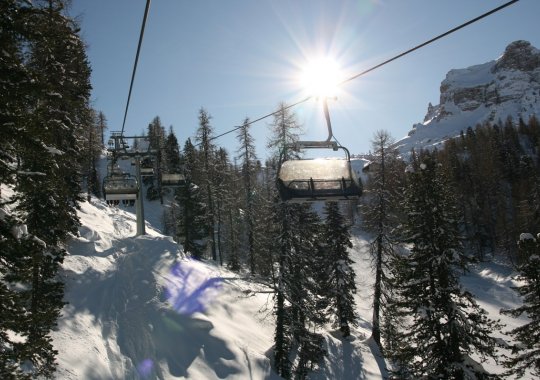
[276,98,362,203]
[103,174,138,201]
[140,157,154,176]
[161,173,186,187]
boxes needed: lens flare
[137,359,154,378]
[164,260,223,315]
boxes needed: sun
[299,57,342,98]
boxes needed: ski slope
[52,197,387,379]
[50,188,532,378]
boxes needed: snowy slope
[395,40,540,155]
[53,196,388,379]
[49,193,536,379]
[47,151,532,379]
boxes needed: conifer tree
[176,139,206,259]
[1,0,92,376]
[236,118,257,274]
[267,103,327,378]
[0,207,32,379]
[195,108,218,260]
[390,151,501,379]
[362,130,404,348]
[269,103,302,378]
[163,128,182,175]
[321,201,357,337]
[213,147,233,266]
[96,111,108,146]
[501,233,540,379]
[252,163,275,276]
[0,0,31,195]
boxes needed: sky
[69,0,540,160]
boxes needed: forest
[2,0,540,379]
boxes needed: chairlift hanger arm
[295,97,339,151]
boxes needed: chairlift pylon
[276,98,362,202]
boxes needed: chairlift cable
[339,0,519,86]
[201,96,312,147]
[120,0,152,138]
[202,0,519,146]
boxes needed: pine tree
[96,111,108,146]
[251,161,275,276]
[195,108,217,260]
[390,151,501,379]
[501,233,540,378]
[0,0,32,194]
[176,139,206,259]
[213,147,233,266]
[81,109,103,199]
[321,201,357,337]
[0,207,32,380]
[268,103,303,378]
[267,103,327,378]
[236,117,258,274]
[277,204,327,379]
[1,0,92,376]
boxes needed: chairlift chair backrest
[161,173,186,187]
[275,97,363,202]
[277,156,362,202]
[103,175,138,201]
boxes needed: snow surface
[48,192,535,379]
[52,195,391,379]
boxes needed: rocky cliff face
[396,40,540,155]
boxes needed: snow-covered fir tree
[501,233,540,379]
[176,139,207,259]
[389,151,501,379]
[268,102,328,379]
[195,108,218,260]
[1,0,93,376]
[236,118,258,274]
[320,201,357,338]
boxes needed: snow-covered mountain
[395,40,540,155]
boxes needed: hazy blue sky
[70,0,539,159]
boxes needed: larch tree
[361,130,405,349]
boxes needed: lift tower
[105,132,156,236]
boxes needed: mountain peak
[493,40,540,72]
[395,41,540,156]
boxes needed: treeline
[0,0,104,378]
[361,117,540,378]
